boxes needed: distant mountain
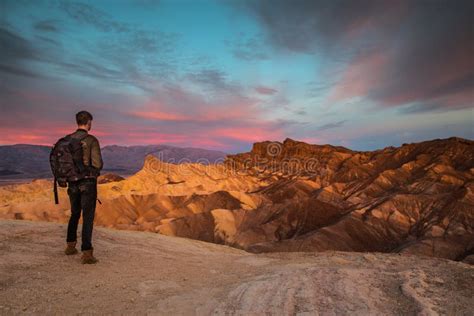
[0,144,227,179]
[0,144,52,179]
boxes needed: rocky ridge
[0,137,472,261]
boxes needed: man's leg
[66,183,82,243]
[79,179,98,263]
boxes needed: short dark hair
[76,111,93,125]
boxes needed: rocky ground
[1,220,473,315]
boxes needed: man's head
[76,111,93,131]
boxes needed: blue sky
[1,0,473,152]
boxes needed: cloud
[327,50,388,103]
[2,19,179,92]
[225,34,269,61]
[363,2,474,111]
[242,0,395,54]
[35,35,61,46]
[0,27,45,78]
[122,77,285,147]
[399,89,474,114]
[128,78,260,124]
[129,111,190,122]
[243,0,474,113]
[186,69,230,91]
[57,60,122,79]
[255,86,277,95]
[281,104,307,117]
[57,0,130,32]
[0,64,42,78]
[0,27,37,61]
[294,109,307,116]
[184,68,254,103]
[3,0,470,152]
[316,120,347,131]
[89,29,180,91]
[33,20,59,32]
[305,80,337,99]
[212,126,281,143]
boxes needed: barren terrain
[1,220,473,315]
[1,137,472,261]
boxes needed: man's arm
[90,138,103,171]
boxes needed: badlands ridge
[0,137,473,261]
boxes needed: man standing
[64,111,103,264]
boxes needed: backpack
[49,133,88,204]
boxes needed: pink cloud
[0,127,72,145]
[130,111,190,122]
[327,51,389,103]
[377,46,474,108]
[255,86,278,95]
[127,83,262,124]
[213,126,282,143]
[1,80,285,151]
[328,28,474,112]
[443,90,474,108]
[299,137,326,144]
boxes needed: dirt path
[0,220,472,315]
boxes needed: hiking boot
[65,242,78,255]
[81,249,98,264]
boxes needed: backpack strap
[53,177,59,205]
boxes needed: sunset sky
[1,0,473,152]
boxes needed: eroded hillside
[0,137,473,260]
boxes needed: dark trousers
[66,178,97,251]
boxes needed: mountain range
[0,137,473,262]
[0,144,226,179]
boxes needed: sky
[0,0,473,153]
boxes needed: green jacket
[70,128,103,177]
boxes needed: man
[64,111,103,264]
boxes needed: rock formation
[0,137,472,261]
[97,173,125,184]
